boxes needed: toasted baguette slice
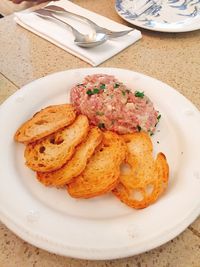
[25,115,89,172]
[37,127,103,187]
[123,132,153,159]
[67,131,126,199]
[113,132,169,209]
[14,104,76,143]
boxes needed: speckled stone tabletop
[0,0,200,266]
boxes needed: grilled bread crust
[14,104,76,144]
[67,131,126,199]
[24,115,89,172]
[37,127,103,187]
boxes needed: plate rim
[1,203,199,260]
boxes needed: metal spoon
[43,5,134,38]
[33,9,108,48]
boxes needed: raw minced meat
[70,74,160,134]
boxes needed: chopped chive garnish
[157,114,161,120]
[114,83,120,88]
[137,125,141,132]
[86,89,93,95]
[93,88,100,94]
[122,91,126,96]
[155,114,161,127]
[135,91,144,98]
[100,84,106,89]
[77,83,85,87]
[86,88,99,95]
[96,111,104,116]
[98,123,105,129]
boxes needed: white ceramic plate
[0,68,200,260]
[115,0,200,32]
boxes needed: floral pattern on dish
[115,0,200,32]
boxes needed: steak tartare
[70,74,160,134]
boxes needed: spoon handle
[34,9,82,39]
[44,5,100,28]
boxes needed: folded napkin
[14,0,142,66]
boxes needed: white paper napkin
[14,0,142,66]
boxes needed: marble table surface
[0,0,199,266]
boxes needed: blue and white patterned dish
[115,0,200,32]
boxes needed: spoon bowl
[74,32,108,48]
[33,9,108,48]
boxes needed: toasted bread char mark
[67,131,126,199]
[14,104,76,144]
[113,132,169,209]
[37,127,103,187]
[24,115,89,172]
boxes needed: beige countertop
[0,0,200,266]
